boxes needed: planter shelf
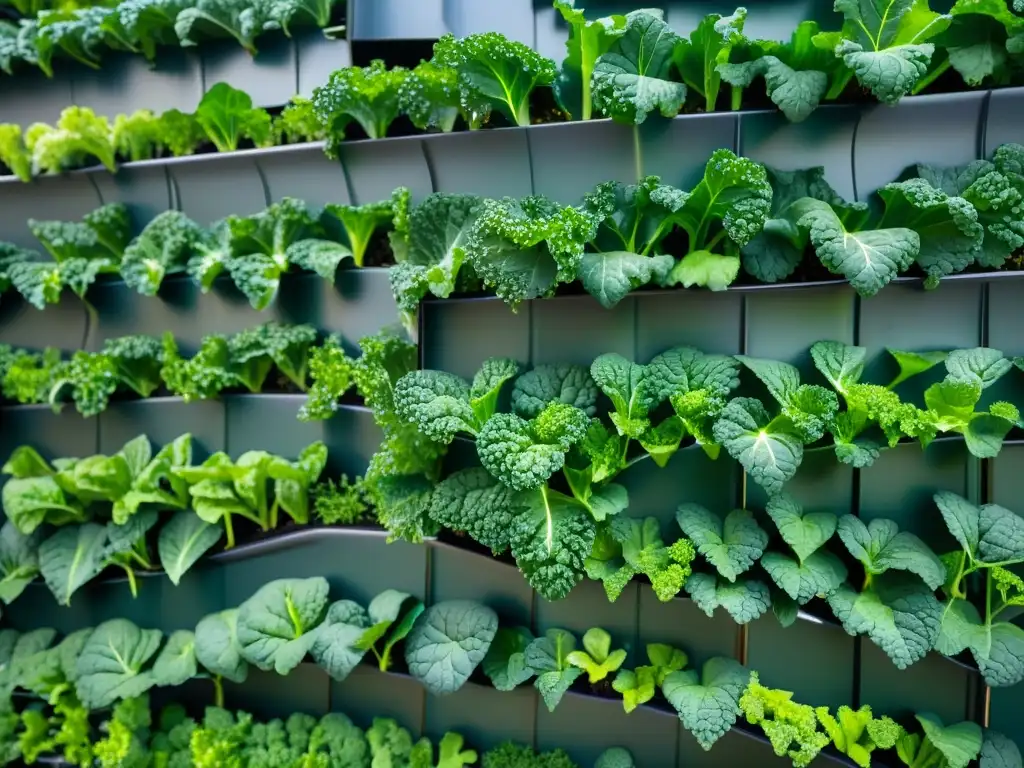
[0,30,350,127]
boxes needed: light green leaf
[836,515,945,589]
[665,250,740,291]
[764,493,838,562]
[157,510,222,586]
[712,397,804,495]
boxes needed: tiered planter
[2,0,1024,762]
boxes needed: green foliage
[194,82,272,152]
[312,59,411,143]
[739,672,828,767]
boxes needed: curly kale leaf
[398,61,464,133]
[478,403,589,491]
[299,336,354,421]
[312,59,410,142]
[161,333,237,402]
[666,149,772,290]
[272,97,327,145]
[102,334,164,398]
[174,0,265,53]
[432,32,556,126]
[105,0,185,61]
[511,487,596,600]
[466,196,597,308]
[35,7,111,72]
[156,108,206,157]
[122,211,203,296]
[662,657,749,750]
[388,193,481,311]
[27,106,116,175]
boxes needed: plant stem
[825,69,854,101]
[986,568,994,627]
[582,69,592,121]
[913,58,951,95]
[731,86,743,111]
[632,124,643,185]
[622,452,652,470]
[212,676,224,709]
[224,514,236,550]
[125,566,138,598]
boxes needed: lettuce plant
[194,82,272,152]
[312,60,410,145]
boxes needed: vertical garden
[0,0,1023,765]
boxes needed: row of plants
[0,191,398,312]
[0,88,327,182]
[0,322,347,415]
[0,0,342,76]
[4,332,1024,684]
[3,694,610,768]
[5,141,1021,322]
[0,575,1018,767]
[6,0,1024,133]
[0,432,347,604]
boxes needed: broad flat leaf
[482,626,535,691]
[404,600,498,695]
[712,397,803,495]
[673,8,748,111]
[761,550,848,604]
[666,250,740,291]
[2,446,54,478]
[309,600,370,683]
[980,729,1023,768]
[38,523,107,606]
[675,504,767,581]
[355,590,424,671]
[662,657,749,750]
[935,598,1024,687]
[552,1,628,120]
[152,630,197,687]
[592,10,686,124]
[933,491,1024,565]
[888,348,947,388]
[799,200,919,296]
[2,476,82,535]
[764,494,837,561]
[837,515,945,589]
[685,573,771,623]
[935,598,984,657]
[877,179,984,280]
[158,510,222,586]
[826,573,942,669]
[810,340,867,395]
[945,348,1013,390]
[237,577,330,675]
[579,251,673,308]
[0,522,41,604]
[194,609,248,684]
[510,487,596,601]
[525,628,584,711]
[916,712,982,768]
[75,619,162,709]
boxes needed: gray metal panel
[745,285,855,371]
[69,51,204,116]
[858,644,971,725]
[530,295,635,366]
[429,545,533,627]
[635,291,742,359]
[257,146,351,206]
[0,292,90,351]
[678,728,781,768]
[739,106,859,202]
[422,299,530,380]
[853,91,985,199]
[352,0,446,39]
[320,268,402,351]
[423,682,536,751]
[89,278,204,350]
[445,0,534,44]
[330,665,426,731]
[201,38,298,109]
[0,404,98,461]
[619,446,739,530]
[0,69,74,125]
[858,441,976,549]
[226,663,330,718]
[91,165,175,227]
[0,175,102,248]
[536,692,679,768]
[296,33,351,99]
[3,580,93,634]
[423,129,533,198]
[643,113,739,189]
[98,398,227,458]
[528,121,637,205]
[638,588,738,668]
[338,138,433,205]
[170,154,269,225]
[748,447,854,516]
[983,86,1022,157]
[747,615,855,711]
